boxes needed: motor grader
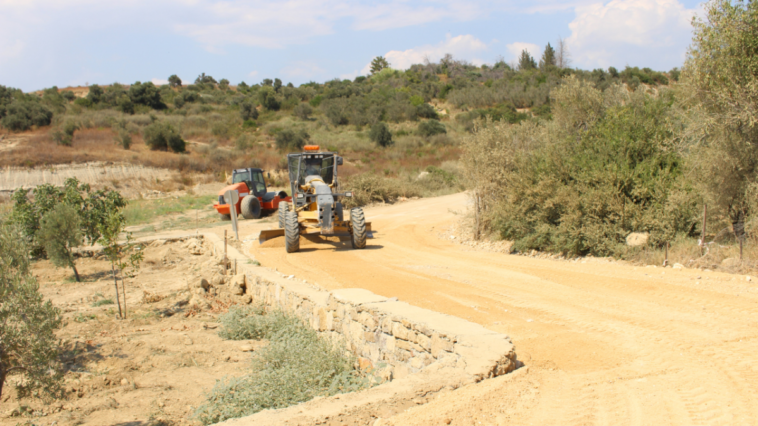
[258,145,370,253]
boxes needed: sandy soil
[216,192,758,426]
[1,238,262,426]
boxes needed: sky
[0,0,705,92]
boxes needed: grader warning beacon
[258,145,371,253]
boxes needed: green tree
[275,128,310,151]
[1,101,53,131]
[418,119,446,138]
[37,204,83,281]
[128,81,165,109]
[98,211,143,319]
[240,101,259,121]
[258,87,280,111]
[8,178,123,256]
[680,0,758,229]
[237,81,249,92]
[293,103,312,120]
[369,122,393,147]
[0,224,64,400]
[370,56,390,75]
[518,49,537,71]
[273,78,282,92]
[168,74,182,88]
[219,78,230,91]
[86,84,103,104]
[143,121,186,152]
[195,73,217,85]
[539,43,556,70]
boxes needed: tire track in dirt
[221,192,758,425]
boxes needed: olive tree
[0,224,63,400]
[37,204,83,282]
[680,0,758,231]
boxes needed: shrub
[239,101,259,121]
[417,119,446,138]
[409,95,424,106]
[235,134,253,151]
[219,78,230,91]
[462,76,698,256]
[416,103,439,119]
[143,121,186,152]
[293,103,313,120]
[51,120,79,146]
[37,204,83,281]
[258,87,280,111]
[128,81,166,109]
[115,130,132,149]
[369,122,393,147]
[275,128,309,151]
[195,307,369,425]
[1,101,53,131]
[87,84,103,104]
[309,95,324,107]
[0,224,64,400]
[343,174,420,208]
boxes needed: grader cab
[258,145,370,253]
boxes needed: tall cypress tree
[518,49,537,71]
[540,43,557,70]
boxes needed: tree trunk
[72,264,81,282]
[0,367,5,400]
[112,264,123,319]
[121,274,127,319]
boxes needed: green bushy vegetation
[195,306,371,424]
[461,0,758,261]
[0,224,64,400]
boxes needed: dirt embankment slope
[224,192,758,425]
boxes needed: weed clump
[195,306,371,424]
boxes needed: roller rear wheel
[240,196,261,219]
[350,207,367,249]
[284,210,300,253]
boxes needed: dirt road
[229,193,758,425]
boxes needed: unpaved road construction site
[224,192,758,426]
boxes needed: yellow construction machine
[258,145,371,252]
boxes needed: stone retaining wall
[204,232,517,382]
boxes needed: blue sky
[0,0,704,92]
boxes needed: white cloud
[362,34,488,75]
[151,78,169,86]
[248,71,259,78]
[506,42,541,61]
[566,0,696,68]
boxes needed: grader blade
[258,228,285,244]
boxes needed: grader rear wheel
[284,210,300,253]
[350,207,367,249]
[278,201,290,229]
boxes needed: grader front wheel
[284,210,300,253]
[278,201,290,229]
[350,207,367,249]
